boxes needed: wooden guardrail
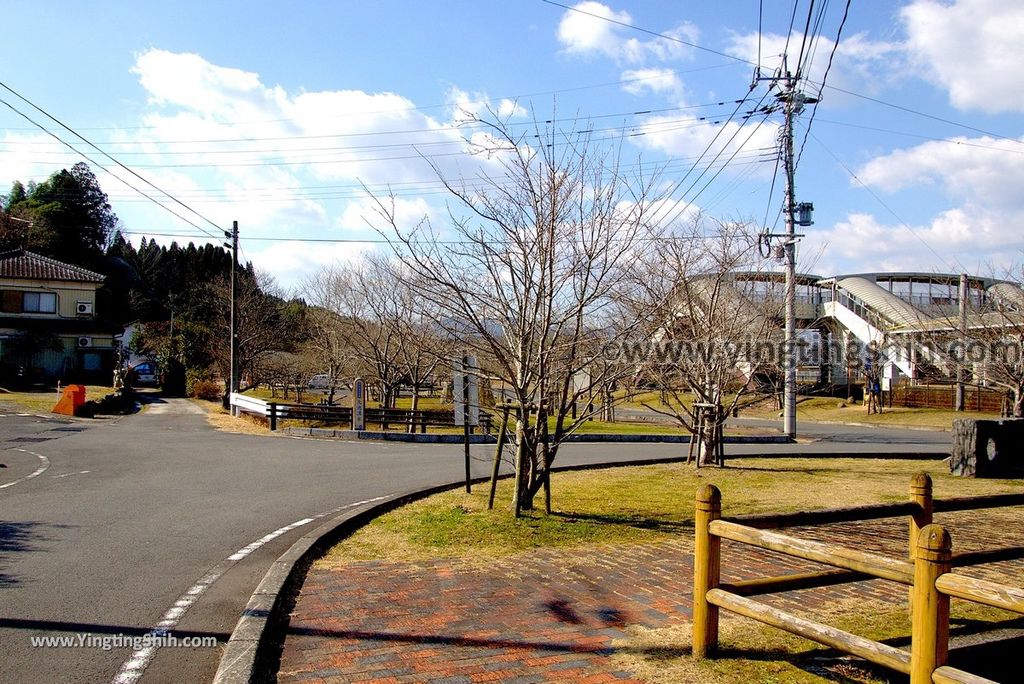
[693,475,1024,684]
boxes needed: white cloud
[857,135,1024,210]
[620,68,682,97]
[246,240,376,292]
[556,2,697,64]
[804,208,1023,276]
[337,196,433,233]
[446,87,527,123]
[902,0,1024,113]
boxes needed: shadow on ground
[0,521,75,587]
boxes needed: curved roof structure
[834,276,929,329]
[987,282,1024,310]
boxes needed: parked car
[307,374,330,389]
[131,361,159,386]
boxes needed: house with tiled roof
[0,249,118,383]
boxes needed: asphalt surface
[0,396,950,684]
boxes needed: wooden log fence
[694,475,1024,684]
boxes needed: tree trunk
[409,386,420,433]
[698,428,718,467]
[512,419,530,516]
[1015,389,1024,418]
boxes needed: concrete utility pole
[227,221,239,406]
[768,62,815,440]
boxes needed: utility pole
[227,221,239,409]
[762,60,815,440]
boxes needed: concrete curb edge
[280,426,794,444]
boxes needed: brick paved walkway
[277,511,1023,684]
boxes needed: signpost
[453,355,478,493]
[352,377,365,431]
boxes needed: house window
[23,292,57,314]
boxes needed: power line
[2,105,754,162]
[812,118,1024,154]
[644,87,766,230]
[816,83,1024,145]
[540,0,756,66]
[0,63,736,135]
[805,129,968,274]
[0,80,224,239]
[794,0,817,79]
[1,99,747,147]
[795,0,850,168]
[0,94,222,240]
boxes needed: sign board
[572,370,591,395]
[453,355,479,427]
[352,377,366,430]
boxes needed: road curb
[211,455,703,684]
[211,449,949,683]
[280,426,793,444]
[210,480,477,684]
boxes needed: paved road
[0,398,950,683]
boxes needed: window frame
[22,291,58,314]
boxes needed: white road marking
[52,470,91,479]
[111,494,392,684]
[0,448,50,490]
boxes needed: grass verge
[0,384,117,414]
[743,396,1000,430]
[319,457,1022,566]
[193,398,281,435]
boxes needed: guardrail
[228,393,491,433]
[693,474,1024,683]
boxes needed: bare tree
[304,257,449,412]
[212,269,296,392]
[370,110,661,514]
[629,215,780,465]
[302,274,361,404]
[922,274,1024,417]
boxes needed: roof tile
[0,249,105,283]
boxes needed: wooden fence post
[910,524,951,684]
[908,472,933,611]
[268,402,277,431]
[694,484,722,659]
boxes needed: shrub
[190,379,223,401]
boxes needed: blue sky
[2,0,1023,290]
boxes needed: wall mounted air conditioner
[77,337,92,348]
[76,301,93,315]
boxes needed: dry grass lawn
[192,398,282,435]
[0,384,118,414]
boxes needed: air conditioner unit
[77,337,92,348]
[76,301,93,315]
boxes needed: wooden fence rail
[693,474,1024,684]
